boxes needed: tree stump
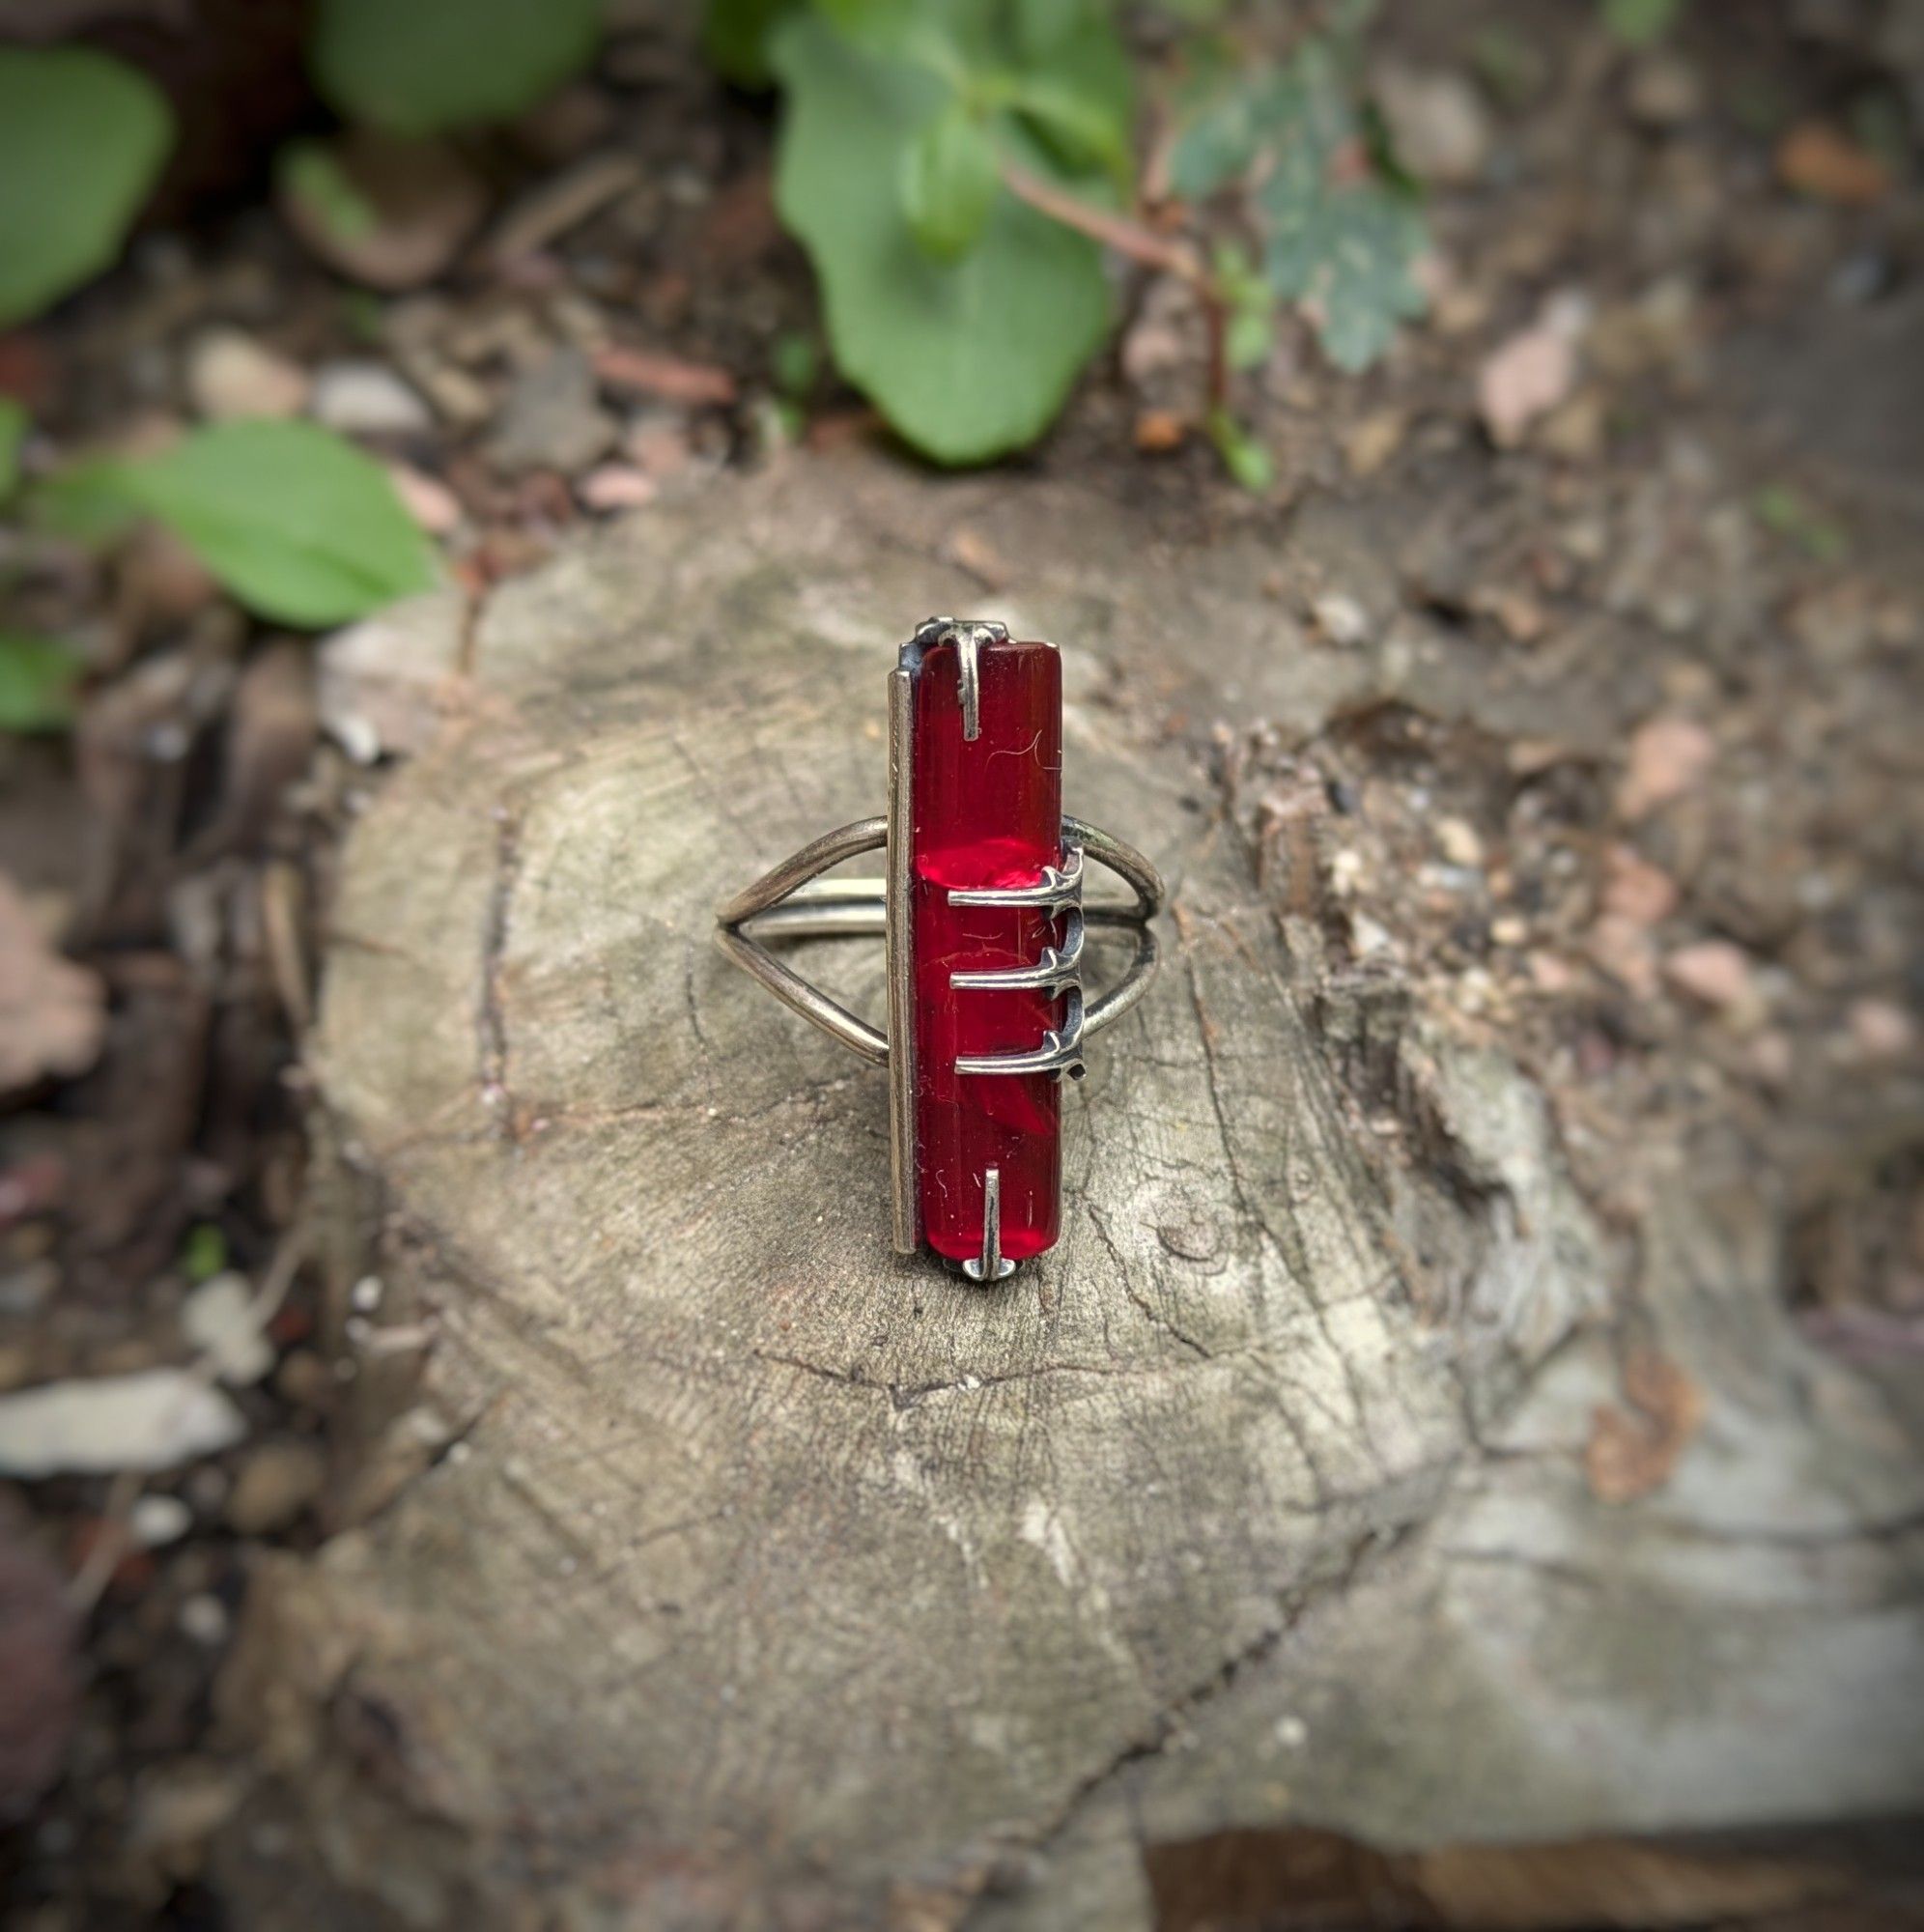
[221,456,1924,1929]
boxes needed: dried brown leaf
[0,875,104,1093]
[1777,123,1888,207]
[1585,1348,1704,1504]
[593,344,738,409]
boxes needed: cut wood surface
[221,454,1924,1929]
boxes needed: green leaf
[1752,484,1847,563]
[1260,170,1427,371]
[275,139,379,246]
[1600,0,1682,47]
[1002,70,1132,186]
[0,48,173,327]
[182,1223,229,1285]
[1177,39,1429,373]
[1204,409,1274,492]
[0,397,24,503]
[901,103,1001,262]
[311,0,601,133]
[1169,69,1284,201]
[28,459,139,547]
[703,0,801,89]
[1174,38,1351,200]
[100,421,439,627]
[771,330,821,398]
[772,14,1112,466]
[819,0,922,48]
[1212,241,1275,370]
[0,635,82,734]
[1226,298,1273,372]
[1013,0,1086,61]
[1009,7,1134,182]
[1470,25,1544,109]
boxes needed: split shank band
[712,814,1163,1069]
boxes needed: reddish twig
[998,164,1235,415]
[998,164,1203,282]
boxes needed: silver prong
[913,616,1006,744]
[948,846,1084,915]
[961,1166,1016,1283]
[955,988,1087,1081]
[951,909,1085,993]
[956,627,982,741]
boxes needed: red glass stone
[909,636,1063,1264]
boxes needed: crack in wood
[476,807,523,1136]
[954,1518,1429,1926]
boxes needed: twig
[66,1229,307,1614]
[245,1224,307,1338]
[1202,304,1229,418]
[68,1469,140,1616]
[998,165,1205,283]
[998,164,1235,415]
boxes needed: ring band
[715,618,1164,1284]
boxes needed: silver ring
[715,618,1164,1284]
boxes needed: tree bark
[215,454,1924,1930]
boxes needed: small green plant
[1171,30,1428,377]
[1600,0,1683,47]
[0,3,607,333]
[0,634,83,734]
[54,420,440,628]
[0,46,174,327]
[1752,484,1847,563]
[1,2,1436,510]
[0,398,24,502]
[768,4,1129,465]
[181,1223,230,1284]
[309,0,603,132]
[718,0,1429,477]
[0,396,82,732]
[4,413,439,735]
[1204,406,1274,492]
[274,141,382,249]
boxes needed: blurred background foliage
[0,0,1701,716]
[1,0,1692,489]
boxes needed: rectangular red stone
[908,634,1063,1264]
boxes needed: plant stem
[1202,303,1229,415]
[998,165,1203,283]
[999,165,1235,415]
